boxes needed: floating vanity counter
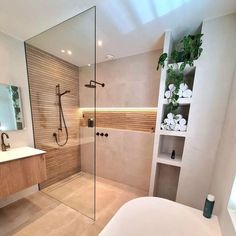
[0,147,47,198]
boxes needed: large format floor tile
[0,172,147,236]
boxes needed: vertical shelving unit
[149,31,196,201]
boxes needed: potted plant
[157,34,203,113]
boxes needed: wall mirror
[0,83,24,131]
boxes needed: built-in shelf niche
[162,104,190,121]
[161,104,190,133]
[164,65,196,101]
[158,135,185,167]
[149,31,200,202]
[154,163,180,201]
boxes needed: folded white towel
[165,90,172,99]
[179,118,187,126]
[180,83,188,91]
[168,84,175,92]
[182,89,193,98]
[179,125,187,131]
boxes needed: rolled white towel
[161,123,169,130]
[165,90,172,99]
[179,118,187,126]
[172,64,178,70]
[174,118,178,124]
[180,83,188,91]
[174,124,180,131]
[177,89,183,98]
[170,124,175,130]
[182,89,193,98]
[160,124,165,130]
[167,113,174,119]
[175,114,183,122]
[168,84,175,92]
[170,119,176,125]
[164,118,171,125]
[179,125,187,131]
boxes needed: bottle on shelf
[171,150,175,159]
[203,194,215,218]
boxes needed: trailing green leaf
[157,53,168,70]
[156,33,203,113]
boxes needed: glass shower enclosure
[25,7,96,220]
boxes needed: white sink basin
[0,147,46,163]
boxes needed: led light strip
[80,107,157,112]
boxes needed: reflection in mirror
[0,84,24,131]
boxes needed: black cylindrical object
[203,194,215,218]
[88,118,94,128]
[100,133,104,136]
[171,150,175,159]
[96,132,100,136]
[105,133,108,137]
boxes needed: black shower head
[84,80,105,88]
[85,84,96,88]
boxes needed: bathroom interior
[0,1,236,236]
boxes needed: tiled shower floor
[0,173,146,236]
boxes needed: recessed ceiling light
[98,40,103,46]
[88,64,91,67]
[67,50,72,55]
[61,49,65,53]
[106,54,115,60]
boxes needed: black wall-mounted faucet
[1,132,10,151]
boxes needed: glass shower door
[25,7,96,220]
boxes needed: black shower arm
[90,80,104,86]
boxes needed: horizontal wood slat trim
[81,111,157,132]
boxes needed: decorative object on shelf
[160,113,187,132]
[87,118,94,128]
[203,194,215,219]
[171,150,175,159]
[157,34,203,112]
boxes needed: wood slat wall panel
[25,44,81,188]
[81,111,157,132]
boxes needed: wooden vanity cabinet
[0,154,47,198]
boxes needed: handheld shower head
[60,90,71,96]
[56,84,71,96]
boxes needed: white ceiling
[0,0,236,66]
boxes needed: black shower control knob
[96,132,100,136]
[105,133,108,137]
[100,133,104,136]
